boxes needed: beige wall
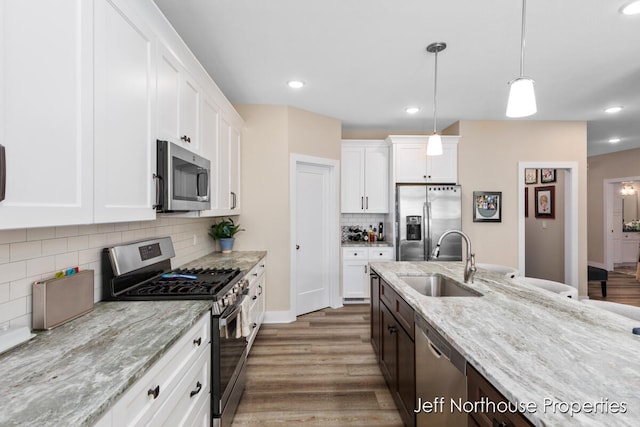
[587,147,640,264]
[233,105,341,313]
[456,120,588,294]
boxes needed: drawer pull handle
[193,337,202,346]
[260,263,265,268]
[258,285,263,295]
[253,272,258,276]
[387,325,397,334]
[252,322,257,329]
[181,135,191,143]
[190,381,202,398]
[148,385,160,399]
[252,295,258,300]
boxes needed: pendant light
[426,42,446,156]
[506,0,537,118]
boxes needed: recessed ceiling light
[621,1,640,15]
[604,106,624,113]
[287,80,305,89]
[609,137,622,143]
[405,107,421,114]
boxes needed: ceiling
[153,0,640,157]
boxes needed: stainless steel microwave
[155,140,210,212]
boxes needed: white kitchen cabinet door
[426,141,458,183]
[343,260,370,299]
[198,96,220,215]
[390,136,458,184]
[393,143,428,183]
[93,0,156,223]
[364,145,389,213]
[341,141,389,213]
[0,0,94,229]
[341,147,366,213]
[156,44,201,152]
[156,45,180,146]
[215,114,241,215]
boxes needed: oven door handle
[219,297,244,327]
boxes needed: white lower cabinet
[98,312,211,427]
[245,257,266,352]
[342,247,394,299]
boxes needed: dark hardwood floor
[588,269,640,307]
[232,304,403,427]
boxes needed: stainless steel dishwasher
[415,314,467,427]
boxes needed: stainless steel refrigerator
[396,185,462,261]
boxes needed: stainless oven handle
[219,296,244,327]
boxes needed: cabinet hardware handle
[252,322,257,329]
[296,244,300,250]
[189,381,202,398]
[181,135,191,143]
[260,263,265,267]
[387,325,397,334]
[230,191,237,209]
[252,295,258,300]
[364,265,368,274]
[258,285,263,295]
[0,144,5,202]
[253,272,258,276]
[361,196,364,210]
[366,196,369,209]
[193,337,202,346]
[148,385,160,399]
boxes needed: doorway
[604,176,640,271]
[290,154,341,316]
[518,162,579,288]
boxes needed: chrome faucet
[432,230,476,283]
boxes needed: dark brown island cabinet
[371,270,416,426]
[370,270,533,427]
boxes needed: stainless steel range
[102,237,247,427]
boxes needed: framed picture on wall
[525,168,537,184]
[473,191,502,222]
[535,186,555,219]
[541,168,556,183]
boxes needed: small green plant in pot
[209,218,244,253]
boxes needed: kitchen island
[370,261,640,426]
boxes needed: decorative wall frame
[473,191,502,222]
[535,186,555,219]
[540,168,556,183]
[525,168,537,184]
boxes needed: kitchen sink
[398,274,482,297]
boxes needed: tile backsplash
[0,217,218,329]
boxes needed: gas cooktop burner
[122,267,242,298]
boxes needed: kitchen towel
[240,296,252,338]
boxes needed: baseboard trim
[263,310,296,324]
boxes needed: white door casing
[290,154,341,317]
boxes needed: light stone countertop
[369,261,640,427]
[0,300,211,427]
[0,251,266,427]
[341,241,393,248]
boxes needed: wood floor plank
[232,304,403,427]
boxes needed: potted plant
[209,218,244,253]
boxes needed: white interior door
[295,163,330,315]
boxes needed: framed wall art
[540,168,556,183]
[535,186,555,219]
[473,191,502,222]
[525,168,537,184]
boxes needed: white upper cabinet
[341,140,389,213]
[0,0,94,229]
[0,0,243,230]
[156,45,201,153]
[388,135,459,184]
[93,0,156,223]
